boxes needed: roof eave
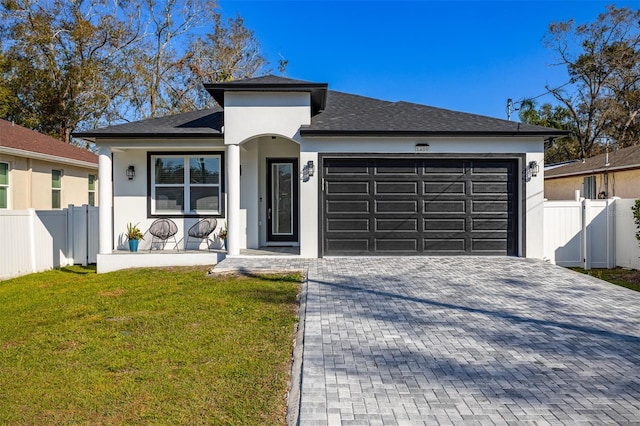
[73,132,224,140]
[204,82,329,114]
[545,163,640,179]
[0,146,98,168]
[299,129,568,137]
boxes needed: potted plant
[218,223,227,250]
[126,223,144,252]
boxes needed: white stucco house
[74,75,566,273]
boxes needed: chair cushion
[149,219,178,240]
[188,218,217,238]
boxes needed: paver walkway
[214,257,640,425]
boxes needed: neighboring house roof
[545,144,640,179]
[74,75,568,140]
[0,119,98,168]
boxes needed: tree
[0,0,140,142]
[0,0,273,141]
[0,50,17,118]
[518,99,582,164]
[127,0,217,120]
[544,5,640,159]
[184,13,266,109]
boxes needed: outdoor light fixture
[307,160,315,177]
[126,165,135,180]
[528,161,539,177]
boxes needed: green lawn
[570,267,640,292]
[0,266,301,425]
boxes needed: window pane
[88,174,95,190]
[0,163,8,185]
[155,158,184,184]
[0,187,6,209]
[52,170,61,189]
[190,187,219,211]
[189,157,219,184]
[88,192,95,207]
[272,164,293,235]
[52,190,61,209]
[156,187,184,211]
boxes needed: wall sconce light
[126,165,135,180]
[528,161,539,177]
[307,160,315,177]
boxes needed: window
[52,169,62,209]
[151,154,222,215]
[583,175,596,199]
[0,162,8,209]
[88,174,96,206]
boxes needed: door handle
[268,208,271,220]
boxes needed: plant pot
[223,238,227,250]
[129,239,139,252]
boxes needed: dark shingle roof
[0,119,98,165]
[545,144,640,179]
[74,75,567,140]
[302,91,564,136]
[74,108,224,139]
[204,75,328,114]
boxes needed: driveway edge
[286,270,308,426]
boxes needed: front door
[267,158,298,243]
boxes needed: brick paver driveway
[216,257,640,425]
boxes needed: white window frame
[0,161,9,209]
[88,174,96,207]
[52,169,62,209]
[583,175,596,200]
[150,153,223,216]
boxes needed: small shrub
[632,200,640,244]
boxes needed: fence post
[66,205,73,265]
[608,198,619,269]
[582,198,590,270]
[28,208,37,274]
[82,204,89,266]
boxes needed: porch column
[98,146,112,254]
[227,143,240,256]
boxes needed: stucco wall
[545,169,640,201]
[610,169,640,199]
[224,92,311,145]
[0,153,98,210]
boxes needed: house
[73,75,565,272]
[545,144,640,200]
[0,118,99,210]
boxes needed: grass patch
[569,267,640,292]
[0,266,301,425]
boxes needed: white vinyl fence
[0,205,98,280]
[544,198,640,270]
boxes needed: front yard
[570,267,640,292]
[0,266,301,425]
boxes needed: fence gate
[68,205,99,266]
[543,199,615,269]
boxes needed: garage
[321,157,519,256]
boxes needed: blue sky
[217,0,639,120]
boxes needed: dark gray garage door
[322,158,518,256]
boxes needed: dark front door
[267,158,299,242]
[322,157,518,256]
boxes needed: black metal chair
[186,218,217,251]
[148,218,179,251]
